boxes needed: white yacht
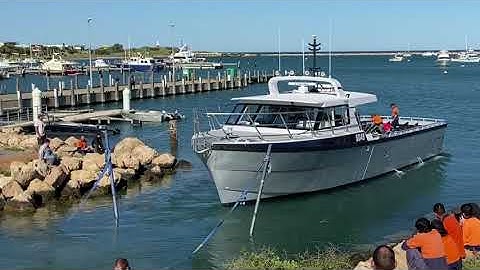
[436,50,451,65]
[451,49,480,63]
[192,75,447,204]
[93,59,111,69]
[41,54,78,74]
[170,44,199,64]
[388,53,404,62]
[421,52,435,57]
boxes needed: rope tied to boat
[192,144,273,255]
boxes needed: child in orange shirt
[461,203,480,252]
[402,218,448,269]
[431,219,462,270]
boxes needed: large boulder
[1,180,23,199]
[60,180,81,200]
[0,176,13,189]
[70,170,98,189]
[132,145,157,166]
[56,145,77,158]
[49,137,65,151]
[114,137,144,154]
[142,165,164,182]
[19,136,38,149]
[32,159,49,179]
[112,137,145,169]
[7,135,23,147]
[82,153,105,172]
[26,179,55,203]
[64,136,79,147]
[4,191,36,212]
[1,126,23,134]
[10,161,38,189]
[0,193,5,211]
[90,171,123,197]
[44,165,68,191]
[112,152,140,170]
[114,168,137,182]
[60,156,82,172]
[152,153,176,168]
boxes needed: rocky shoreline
[0,127,179,213]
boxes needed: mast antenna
[308,35,321,76]
[329,19,333,78]
[277,28,281,73]
[302,38,305,75]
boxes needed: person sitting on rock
[372,245,396,270]
[75,135,92,155]
[92,133,105,154]
[461,203,480,253]
[38,139,58,166]
[402,217,448,270]
[113,258,130,270]
[433,203,466,260]
[431,219,463,270]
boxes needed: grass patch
[464,256,480,270]
[224,245,353,270]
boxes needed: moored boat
[192,75,447,204]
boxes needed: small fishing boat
[122,110,184,123]
[388,53,404,62]
[93,59,111,69]
[120,54,164,72]
[192,75,447,204]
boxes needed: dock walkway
[0,70,274,113]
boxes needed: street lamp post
[87,18,93,88]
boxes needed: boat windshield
[225,104,350,130]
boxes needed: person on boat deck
[75,135,92,154]
[372,245,396,270]
[431,219,463,270]
[402,217,448,270]
[38,139,58,166]
[390,103,400,128]
[370,114,384,134]
[92,133,105,154]
[461,203,480,252]
[433,203,466,259]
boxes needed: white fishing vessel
[451,49,480,63]
[192,75,447,204]
[41,54,79,74]
[121,55,163,72]
[436,50,451,65]
[388,53,404,62]
[169,44,223,69]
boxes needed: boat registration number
[355,133,366,142]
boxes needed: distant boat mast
[277,28,281,73]
[302,38,305,75]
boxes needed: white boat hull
[201,126,446,204]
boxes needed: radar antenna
[308,35,321,76]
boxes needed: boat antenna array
[308,35,321,76]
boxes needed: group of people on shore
[371,202,480,270]
[34,114,105,166]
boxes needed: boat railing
[359,115,447,138]
[200,109,357,140]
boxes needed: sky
[1,0,480,52]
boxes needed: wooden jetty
[0,70,274,113]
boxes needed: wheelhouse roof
[231,75,377,107]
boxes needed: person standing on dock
[433,203,466,259]
[34,114,46,145]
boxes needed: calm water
[1,55,479,269]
